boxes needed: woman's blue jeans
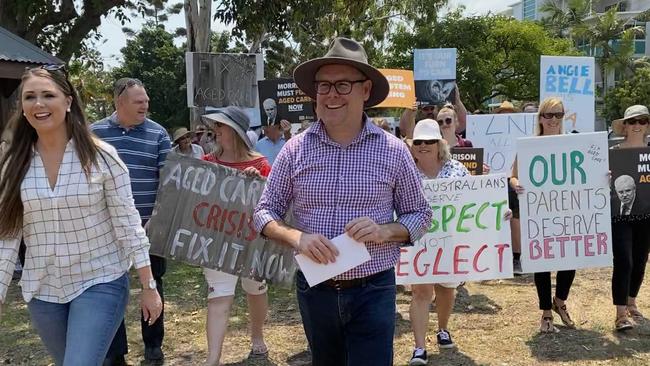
[28,273,129,366]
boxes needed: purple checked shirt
[253,116,432,280]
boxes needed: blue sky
[98,0,514,67]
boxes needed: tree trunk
[184,0,211,52]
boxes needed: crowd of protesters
[0,37,648,366]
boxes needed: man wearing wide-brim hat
[253,37,432,365]
[611,105,650,138]
[171,127,205,159]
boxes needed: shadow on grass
[223,354,280,366]
[453,286,502,314]
[286,350,311,366]
[427,349,482,366]
[527,327,650,362]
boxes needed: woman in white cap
[609,105,650,331]
[200,106,271,365]
[172,127,204,158]
[511,97,577,333]
[408,118,469,365]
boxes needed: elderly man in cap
[253,38,432,365]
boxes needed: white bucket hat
[412,118,443,141]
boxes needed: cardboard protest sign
[186,52,264,108]
[517,132,612,273]
[466,113,536,174]
[375,69,416,109]
[396,174,513,284]
[148,153,298,286]
[414,48,457,106]
[540,56,595,133]
[451,148,484,175]
[257,78,315,126]
[609,147,650,218]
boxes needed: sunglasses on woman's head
[412,139,439,146]
[36,64,67,75]
[437,117,453,125]
[624,118,649,125]
[540,112,565,120]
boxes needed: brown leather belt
[320,269,391,290]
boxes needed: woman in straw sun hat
[609,104,650,331]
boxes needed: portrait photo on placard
[609,147,650,218]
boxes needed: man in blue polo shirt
[255,119,292,165]
[91,78,171,366]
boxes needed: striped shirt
[0,140,151,304]
[91,113,171,224]
[253,117,432,280]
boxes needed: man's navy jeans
[296,268,396,366]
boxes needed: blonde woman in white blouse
[0,65,162,366]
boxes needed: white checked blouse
[0,139,151,304]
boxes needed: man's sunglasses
[540,112,565,120]
[437,117,453,125]
[412,139,439,146]
[624,118,649,125]
[116,78,143,97]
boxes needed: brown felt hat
[293,37,389,108]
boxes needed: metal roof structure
[0,25,63,65]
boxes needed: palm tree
[573,8,645,95]
[540,0,591,40]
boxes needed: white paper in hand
[295,233,371,287]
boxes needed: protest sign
[451,148,484,175]
[540,56,595,133]
[396,174,513,284]
[148,153,298,286]
[609,147,650,218]
[375,69,416,109]
[517,132,612,273]
[257,78,315,126]
[186,52,264,108]
[466,113,536,174]
[414,48,456,106]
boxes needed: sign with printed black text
[451,148,484,175]
[257,78,315,126]
[609,147,650,218]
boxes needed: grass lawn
[1,262,649,365]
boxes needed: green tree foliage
[540,0,591,40]
[0,0,172,62]
[213,0,447,76]
[386,11,576,110]
[112,25,187,129]
[68,48,114,122]
[603,67,650,123]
